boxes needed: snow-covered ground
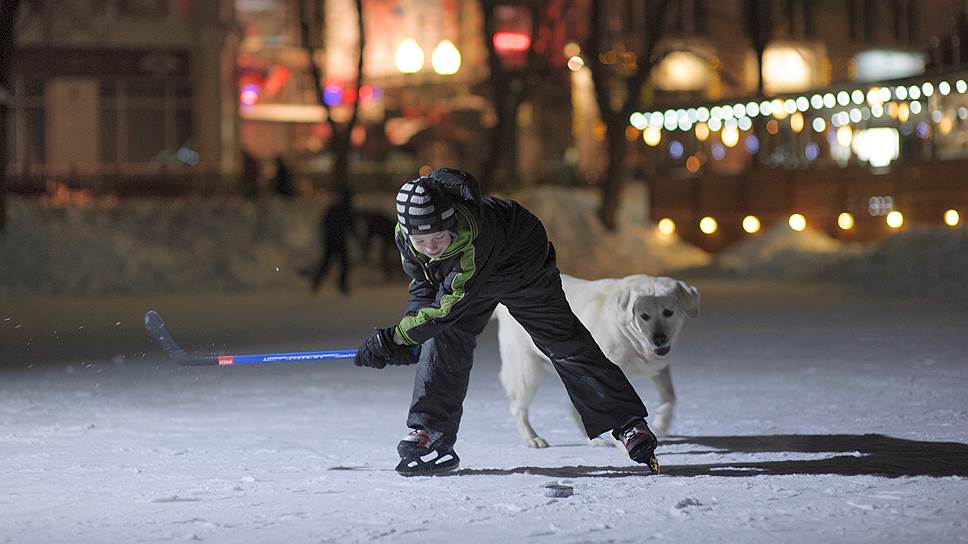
[2,279,967,543]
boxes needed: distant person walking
[240,150,260,199]
[360,210,400,282]
[272,155,296,197]
[311,186,356,294]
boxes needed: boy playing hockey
[354,168,660,476]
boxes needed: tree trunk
[755,46,765,96]
[480,84,521,191]
[330,129,350,187]
[588,0,669,231]
[479,0,540,192]
[598,112,627,230]
[298,0,364,190]
[0,0,20,232]
[745,0,771,96]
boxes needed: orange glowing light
[685,156,701,172]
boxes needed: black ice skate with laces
[613,418,660,474]
[395,429,460,476]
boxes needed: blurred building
[6,0,239,194]
[232,0,491,190]
[601,0,968,249]
[5,0,570,194]
[8,0,967,233]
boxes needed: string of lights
[630,71,968,237]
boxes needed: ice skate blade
[647,454,661,475]
[395,452,460,477]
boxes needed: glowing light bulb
[431,40,461,75]
[699,216,718,235]
[886,211,904,229]
[836,126,853,147]
[944,209,960,227]
[789,213,807,231]
[643,126,662,147]
[695,122,709,142]
[657,218,676,236]
[838,212,855,230]
[742,215,761,234]
[395,38,425,73]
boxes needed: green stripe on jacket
[395,204,479,345]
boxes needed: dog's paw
[525,436,549,448]
[589,437,613,448]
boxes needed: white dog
[494,274,699,448]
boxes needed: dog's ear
[675,281,700,319]
[616,286,633,316]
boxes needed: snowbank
[830,227,968,301]
[0,196,323,296]
[4,188,963,302]
[0,187,709,296]
[508,185,711,280]
[713,223,862,280]
[690,221,968,302]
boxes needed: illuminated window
[653,51,709,91]
[852,128,899,168]
[762,44,817,94]
[854,50,925,82]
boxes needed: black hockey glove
[354,327,420,369]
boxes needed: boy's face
[409,231,454,258]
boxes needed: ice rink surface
[2,279,967,543]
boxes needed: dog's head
[617,276,699,358]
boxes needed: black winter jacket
[393,195,550,346]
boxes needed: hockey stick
[144,310,356,366]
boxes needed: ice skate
[613,418,660,474]
[395,429,460,476]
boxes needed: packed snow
[2,280,967,543]
[2,185,968,542]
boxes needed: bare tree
[0,0,21,231]
[743,0,772,97]
[297,0,365,188]
[585,0,671,230]
[478,0,542,191]
[478,0,581,191]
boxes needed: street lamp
[395,38,424,74]
[431,40,461,75]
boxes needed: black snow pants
[406,245,648,441]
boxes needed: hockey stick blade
[144,310,218,366]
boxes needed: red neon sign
[493,32,531,52]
